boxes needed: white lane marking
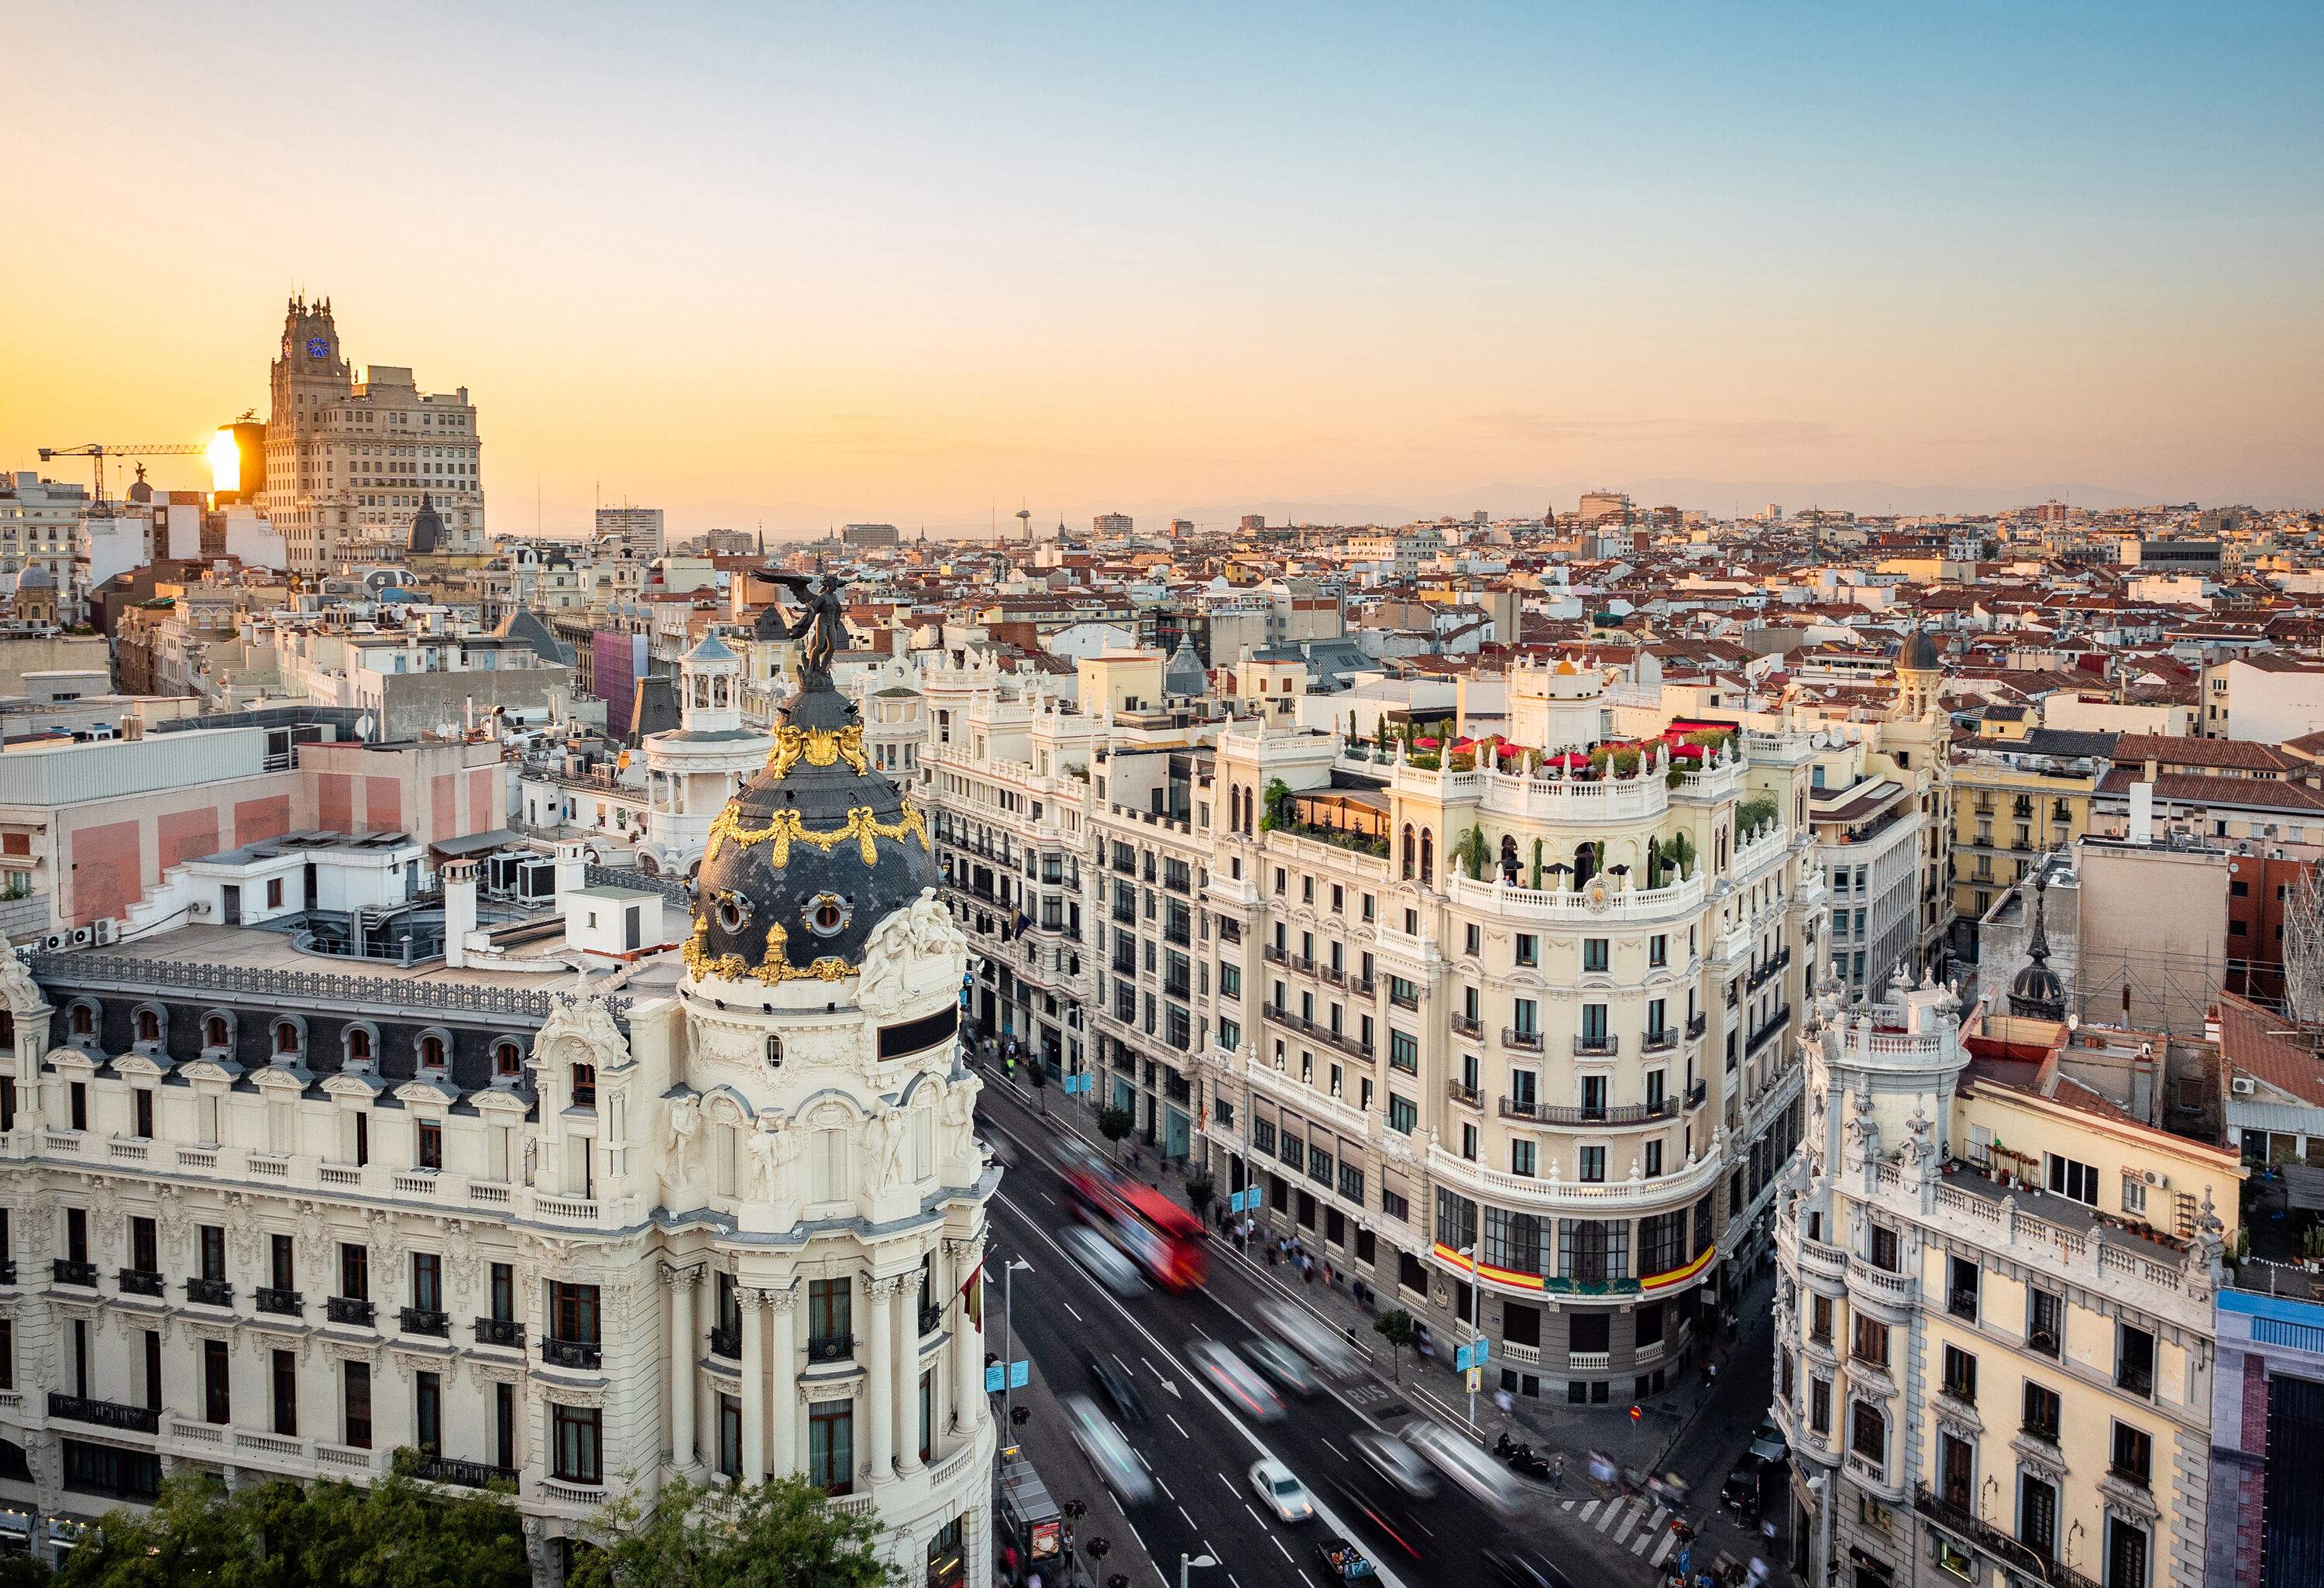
[1561,1499,1576,1511]
[1154,1474,1174,1500]
[1321,1435,1348,1461]
[1136,1450,1153,1471]
[1299,1573,1318,1588]
[1180,1504,1196,1529]
[1273,1537,1294,1562]
[1168,1414,1191,1438]
[1217,1472,1237,1494]
[1064,1301,1083,1322]
[1229,1577,1243,1588]
[1648,1505,1669,1532]
[1408,1514,1435,1538]
[1652,1528,1677,1566]
[1245,1504,1267,1528]
[1141,1356,1161,1380]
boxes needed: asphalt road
[975,1076,1756,1588]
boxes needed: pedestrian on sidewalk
[1551,1451,1565,1489]
[1322,1262,1334,1287]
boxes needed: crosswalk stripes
[1630,1507,1667,1555]
[1614,1502,1642,1543]
[1580,1499,1600,1521]
[1649,1524,1678,1566]
[1559,1500,1576,1512]
[1594,1497,1623,1533]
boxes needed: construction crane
[36,442,209,509]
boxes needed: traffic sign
[1228,1189,1252,1213]
[985,1359,1031,1393]
[1466,1366,1482,1394]
[1454,1339,1490,1372]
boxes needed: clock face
[306,336,328,359]
[281,335,293,358]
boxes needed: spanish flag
[962,1260,985,1332]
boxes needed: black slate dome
[1899,627,1941,672]
[2006,865,2068,1021]
[685,576,933,985]
[409,494,444,555]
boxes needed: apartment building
[1951,730,2113,940]
[1771,984,2240,1588]
[1123,658,1831,1404]
[0,661,995,1583]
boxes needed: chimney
[2130,781,2155,846]
[442,858,478,969]
[554,839,589,902]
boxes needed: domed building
[668,576,995,1579]
[635,632,773,880]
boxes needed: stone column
[951,1240,985,1438]
[767,1285,799,1478]
[866,1277,897,1482]
[739,1288,765,1482]
[663,1264,700,1473]
[895,1276,923,1475]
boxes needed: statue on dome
[764,570,847,691]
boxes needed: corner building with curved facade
[1065,658,1830,1401]
[0,661,994,1583]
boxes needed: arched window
[135,1009,160,1044]
[70,1004,94,1037]
[494,1040,523,1078]
[1573,842,1597,889]
[1419,829,1434,885]
[204,1015,229,1049]
[419,1035,446,1069]
[1401,825,1416,880]
[275,1021,301,1056]
[349,1027,371,1061]
[1500,834,1520,882]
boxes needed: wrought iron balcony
[473,1316,526,1348]
[413,1455,520,1490]
[1686,1010,1708,1039]
[1263,944,1287,965]
[920,1303,944,1337]
[1746,1005,1792,1055]
[256,1287,303,1318]
[542,1336,602,1370]
[48,1393,160,1435]
[1912,1485,2098,1588]
[400,1307,452,1338]
[1501,1096,1679,1126]
[118,1267,165,1298]
[1446,1079,1482,1108]
[185,1276,235,1308]
[806,1332,855,1364]
[1686,1078,1709,1108]
[52,1259,98,1287]
[1502,1026,1544,1052]
[1572,1033,1619,1057]
[1641,1027,1679,1054]
[327,1296,376,1327]
[709,1325,741,1359]
[1450,1013,1482,1039]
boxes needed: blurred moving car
[1082,1350,1147,1425]
[1399,1420,1520,1518]
[1059,1224,1149,1298]
[1061,1394,1153,1505]
[1483,1546,1577,1588]
[1348,1431,1437,1499]
[1722,1455,1771,1518]
[1249,1458,1316,1522]
[1186,1339,1286,1423]
[1241,1336,1324,1397]
[1258,1298,1361,1375]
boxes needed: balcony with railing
[473,1317,525,1348]
[400,1307,452,1338]
[117,1267,165,1298]
[806,1332,855,1364]
[1686,1010,1708,1040]
[327,1296,376,1327]
[256,1286,302,1317]
[709,1324,741,1359]
[1573,1033,1619,1058]
[1848,1254,1920,1308]
[184,1277,235,1308]
[1912,1486,2098,1588]
[1747,1005,1792,1055]
[1641,1027,1678,1054]
[541,1336,602,1370]
[1451,1013,1482,1040]
[1446,1079,1483,1109]
[1502,1026,1544,1052]
[412,1455,521,1490]
[52,1258,98,1287]
[1501,1095,1680,1126]
[1747,947,1793,991]
[49,1393,160,1434]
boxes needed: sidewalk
[997,1311,1161,1588]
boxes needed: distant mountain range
[505,475,2260,542]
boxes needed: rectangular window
[417,1119,442,1170]
[2020,1473,2058,1559]
[490,1262,516,1322]
[1851,1315,1889,1367]
[1810,1294,1832,1344]
[1338,1162,1365,1202]
[1219,963,1240,999]
[1583,938,1609,972]
[718,1394,743,1479]
[1512,1139,1536,1177]
[339,1242,369,1301]
[203,1338,230,1425]
[1577,1145,1605,1182]
[2116,1324,2155,1398]
[415,1370,442,1454]
[1868,1223,1899,1272]
[1850,1399,1884,1464]
[411,1253,442,1314]
[552,1404,603,1484]
[200,1225,226,1282]
[809,1278,852,1343]
[551,1281,601,1345]
[2121,1174,2147,1215]
[343,1360,372,1449]
[2106,1516,2149,1588]
[1649,933,1667,968]
[1387,1095,1416,1134]
[1809,1377,1831,1435]
[809,1401,854,1495]
[1942,1344,1977,1404]
[1380,1187,1410,1222]
[1389,1029,1418,1073]
[2110,1420,2151,1486]
[1515,933,1538,967]
[2023,1380,2061,1442]
[2029,1288,2062,1356]
[2047,1153,2099,1205]
[273,1349,298,1435]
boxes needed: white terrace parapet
[1446,868,1707,924]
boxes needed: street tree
[1373,1308,1416,1382]
[1026,1056,1049,1113]
[569,1473,891,1588]
[1096,1107,1135,1160]
[1184,1174,1215,1222]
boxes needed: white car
[1060,1225,1148,1298]
[1062,1394,1154,1506]
[1249,1457,1315,1522]
[1400,1419,1519,1518]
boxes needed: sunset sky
[4,2,2319,531]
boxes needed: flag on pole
[962,1260,985,1331]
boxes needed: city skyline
[4,2,2320,530]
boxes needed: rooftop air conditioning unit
[91,920,115,946]
[2232,1076,2257,1095]
[2141,1170,2168,1189]
[67,926,93,947]
[40,931,68,951]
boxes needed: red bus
[1061,1153,1208,1291]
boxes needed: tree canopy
[568,1474,894,1588]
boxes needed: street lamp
[1179,1552,1217,1588]
[1461,1243,1483,1429]
[1002,1256,1034,1432]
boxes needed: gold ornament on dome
[702,802,930,868]
[683,916,855,985]
[766,723,870,780]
